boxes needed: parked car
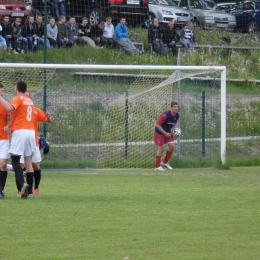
[147,0,193,28]
[230,0,260,33]
[0,0,33,21]
[31,0,149,26]
[176,0,236,30]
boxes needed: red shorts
[154,132,174,146]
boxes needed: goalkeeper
[154,101,180,171]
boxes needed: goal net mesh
[1,66,228,168]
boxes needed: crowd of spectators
[0,14,196,56]
[0,15,126,54]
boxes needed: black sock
[0,170,7,191]
[34,169,41,190]
[11,155,24,190]
[26,172,34,194]
[16,178,21,192]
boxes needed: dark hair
[171,101,179,107]
[59,15,65,20]
[16,81,27,93]
[0,83,4,88]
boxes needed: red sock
[156,156,161,168]
[163,151,172,163]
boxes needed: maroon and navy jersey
[154,110,179,135]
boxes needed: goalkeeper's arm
[155,124,171,138]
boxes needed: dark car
[31,0,149,26]
[0,0,33,21]
[230,0,260,33]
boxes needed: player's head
[15,80,27,94]
[25,90,31,98]
[171,101,179,113]
[0,83,4,97]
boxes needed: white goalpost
[0,63,226,167]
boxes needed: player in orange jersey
[18,90,51,197]
[0,83,11,199]
[0,81,37,199]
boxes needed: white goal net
[0,64,226,168]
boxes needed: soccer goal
[0,63,226,168]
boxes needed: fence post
[125,91,129,160]
[202,91,206,157]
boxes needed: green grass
[1,167,260,259]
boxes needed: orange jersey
[34,107,47,146]
[11,95,35,131]
[0,103,10,140]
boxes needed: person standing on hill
[54,0,66,21]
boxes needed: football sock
[163,151,172,163]
[34,169,41,190]
[156,156,161,168]
[11,155,24,189]
[26,172,34,194]
[16,178,21,192]
[0,170,7,191]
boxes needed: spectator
[47,17,58,48]
[22,15,39,52]
[78,17,96,48]
[148,18,166,56]
[163,21,180,56]
[56,15,72,47]
[36,15,51,49]
[66,16,85,46]
[90,21,106,47]
[103,17,117,48]
[1,16,14,51]
[115,17,139,56]
[180,22,198,52]
[0,25,7,52]
[12,18,27,54]
[54,0,66,21]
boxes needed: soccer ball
[172,128,181,137]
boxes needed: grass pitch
[1,167,260,260]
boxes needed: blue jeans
[54,0,66,21]
[26,36,39,52]
[38,37,52,49]
[152,39,165,55]
[57,36,73,47]
[0,35,7,50]
[13,35,27,51]
[181,41,193,51]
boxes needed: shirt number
[27,106,32,121]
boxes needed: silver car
[177,0,236,30]
[147,0,193,28]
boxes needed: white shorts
[20,146,41,164]
[0,140,9,159]
[9,129,37,157]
